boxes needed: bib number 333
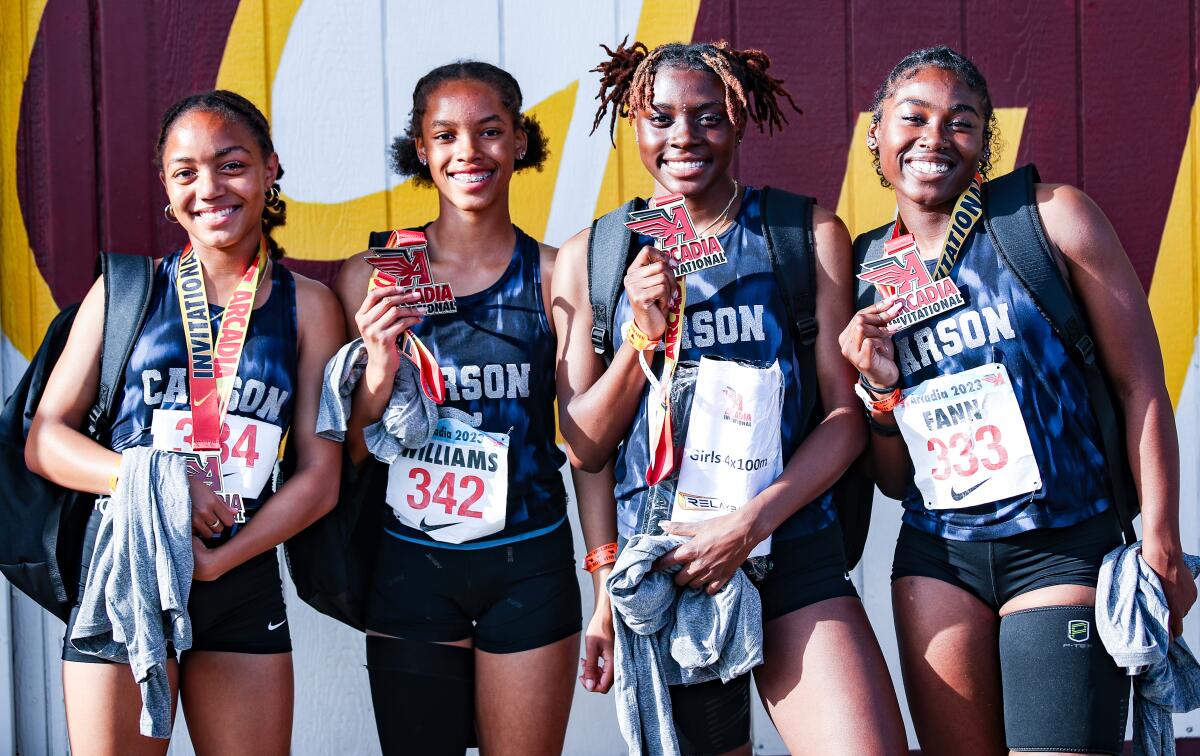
[895,363,1042,510]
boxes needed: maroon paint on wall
[17,0,243,306]
[694,0,1198,289]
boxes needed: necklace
[696,179,740,237]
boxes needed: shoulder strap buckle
[794,316,818,346]
[591,324,608,355]
[1075,334,1096,365]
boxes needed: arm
[26,279,123,493]
[838,296,911,498]
[1037,183,1195,634]
[551,228,675,471]
[193,275,346,579]
[660,207,869,592]
[573,461,618,694]
[333,253,423,467]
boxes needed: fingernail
[584,679,595,691]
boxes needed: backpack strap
[983,163,1138,543]
[587,198,646,364]
[87,252,154,437]
[760,187,818,427]
[852,223,893,312]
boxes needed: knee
[999,605,1129,754]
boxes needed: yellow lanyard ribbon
[176,241,268,450]
[888,172,984,281]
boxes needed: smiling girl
[841,47,1194,755]
[335,61,611,756]
[553,40,907,755]
[26,90,344,755]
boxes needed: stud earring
[866,137,878,150]
[163,203,178,223]
[517,150,526,160]
[419,153,427,166]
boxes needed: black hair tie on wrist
[859,373,899,396]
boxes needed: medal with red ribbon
[364,229,448,405]
[857,173,983,332]
[625,192,737,486]
[176,241,268,524]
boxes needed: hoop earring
[866,137,878,150]
[163,203,178,223]
[264,183,283,212]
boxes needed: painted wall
[1,0,1198,753]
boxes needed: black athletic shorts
[364,518,581,654]
[757,519,859,621]
[891,511,1122,609]
[666,520,859,755]
[62,506,292,663]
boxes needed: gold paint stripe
[1147,95,1199,408]
[1,0,56,359]
[593,0,703,218]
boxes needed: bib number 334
[895,363,1042,510]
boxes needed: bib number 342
[386,417,509,544]
[895,363,1041,510]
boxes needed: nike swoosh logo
[419,518,456,533]
[950,478,991,502]
[267,619,287,631]
[191,390,215,408]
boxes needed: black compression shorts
[891,511,1122,609]
[63,507,291,662]
[364,517,581,654]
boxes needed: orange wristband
[584,543,618,573]
[621,321,660,352]
[870,387,903,412]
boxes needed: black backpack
[853,163,1138,544]
[0,253,154,619]
[587,188,876,568]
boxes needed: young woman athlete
[336,61,610,755]
[841,46,1196,756]
[553,40,908,755]
[26,90,344,755]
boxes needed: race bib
[671,357,782,558]
[895,363,1042,510]
[386,416,509,544]
[151,409,282,500]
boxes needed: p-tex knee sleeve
[366,635,477,755]
[999,605,1129,754]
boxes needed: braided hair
[391,61,548,186]
[590,38,801,144]
[868,46,1002,187]
[155,90,287,259]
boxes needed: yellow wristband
[621,320,660,352]
[107,465,120,494]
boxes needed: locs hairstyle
[155,90,288,259]
[590,38,801,144]
[868,45,1002,187]
[390,61,548,186]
